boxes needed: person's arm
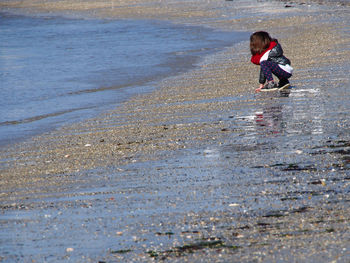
[255,83,264,92]
[255,69,266,92]
[259,68,266,84]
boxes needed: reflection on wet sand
[1,0,350,261]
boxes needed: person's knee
[260,60,267,67]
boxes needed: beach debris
[229,203,239,207]
[110,249,132,254]
[84,143,91,147]
[66,247,74,252]
[156,232,174,237]
[146,239,240,259]
[309,179,327,186]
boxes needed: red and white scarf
[250,41,277,65]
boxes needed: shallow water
[0,12,246,147]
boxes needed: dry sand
[1,0,350,262]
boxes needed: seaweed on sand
[147,239,240,259]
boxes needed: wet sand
[1,0,350,262]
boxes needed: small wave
[0,107,92,126]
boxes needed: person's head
[250,31,272,55]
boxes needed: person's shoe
[278,79,290,90]
[261,81,278,91]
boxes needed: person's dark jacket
[258,41,291,84]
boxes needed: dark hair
[250,31,273,55]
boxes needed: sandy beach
[1,0,350,262]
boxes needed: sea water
[0,12,246,147]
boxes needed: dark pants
[260,60,292,82]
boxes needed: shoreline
[1,0,350,262]
[1,0,349,182]
[0,12,244,149]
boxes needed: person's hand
[255,84,264,93]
